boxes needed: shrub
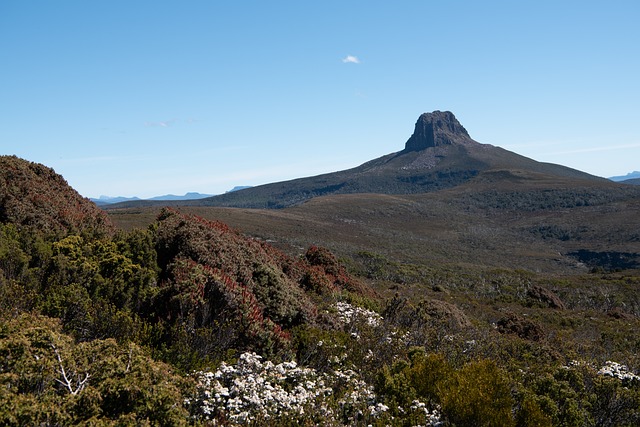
[375,352,516,427]
[439,359,515,427]
[0,313,192,425]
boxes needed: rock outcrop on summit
[403,111,476,151]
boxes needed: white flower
[598,361,640,381]
[189,351,394,424]
[335,301,382,326]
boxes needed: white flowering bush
[186,302,445,425]
[564,359,640,383]
[598,361,640,382]
[187,352,332,424]
[409,400,443,426]
[187,351,442,426]
[335,301,382,327]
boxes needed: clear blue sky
[2,1,639,198]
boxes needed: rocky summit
[104,110,605,209]
[403,110,475,151]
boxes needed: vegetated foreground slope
[3,156,426,425]
[107,164,640,425]
[5,142,640,425]
[106,161,640,424]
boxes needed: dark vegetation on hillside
[3,153,640,425]
[0,155,113,237]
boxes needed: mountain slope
[109,174,640,276]
[621,178,640,186]
[106,111,605,209]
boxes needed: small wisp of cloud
[144,118,199,128]
[342,55,360,64]
[145,120,175,128]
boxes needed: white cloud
[342,55,360,64]
[144,118,199,127]
[144,119,176,128]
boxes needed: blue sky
[1,1,639,198]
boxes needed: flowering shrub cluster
[598,361,640,382]
[151,210,387,367]
[188,351,442,426]
[335,301,382,327]
[565,359,640,383]
[187,352,332,424]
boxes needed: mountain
[622,178,640,185]
[92,192,214,205]
[191,111,607,208]
[147,192,214,201]
[91,195,142,206]
[104,111,640,275]
[105,111,606,210]
[609,171,640,182]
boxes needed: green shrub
[375,350,516,426]
[0,313,192,425]
[515,393,554,427]
[439,359,515,427]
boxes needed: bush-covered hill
[0,155,113,237]
[2,157,640,425]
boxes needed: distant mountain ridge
[105,110,607,210]
[91,188,255,206]
[92,196,142,206]
[148,192,214,201]
[91,192,214,206]
[609,171,640,182]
